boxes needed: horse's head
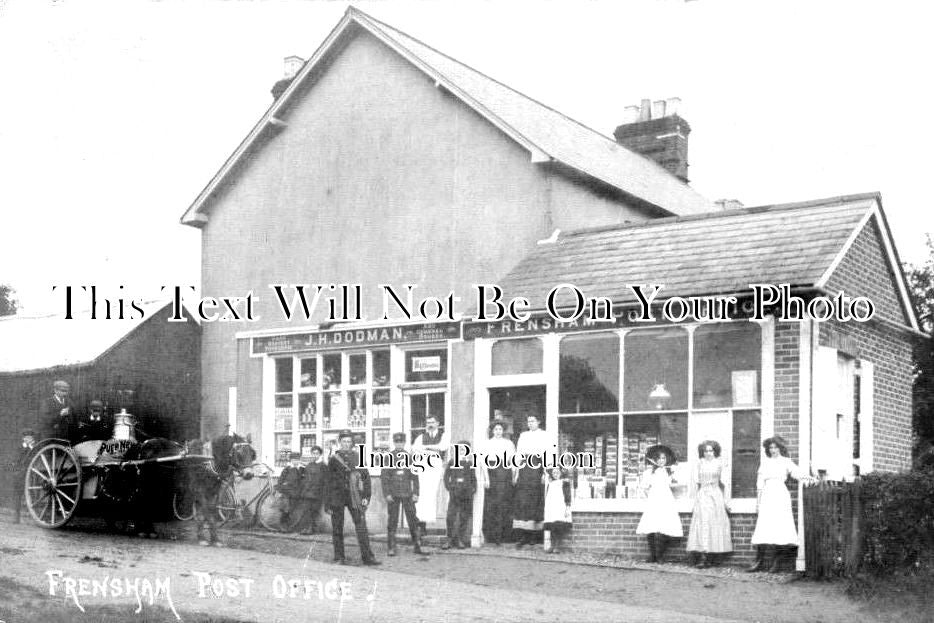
[213,432,256,478]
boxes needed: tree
[0,284,16,316]
[905,236,934,466]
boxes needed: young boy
[381,432,426,556]
[297,446,325,534]
[277,451,304,529]
[442,440,476,550]
[12,428,37,523]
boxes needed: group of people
[637,436,816,571]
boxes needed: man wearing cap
[12,428,37,523]
[325,430,380,566]
[381,432,427,556]
[39,380,74,441]
[75,399,113,443]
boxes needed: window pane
[731,409,761,498]
[372,389,391,427]
[621,413,688,498]
[275,358,293,393]
[322,354,341,389]
[300,357,316,388]
[623,328,688,411]
[492,338,543,375]
[275,394,293,430]
[558,415,618,499]
[349,354,367,385]
[348,390,367,428]
[373,350,390,386]
[693,323,761,408]
[405,349,447,382]
[559,333,619,414]
[298,394,316,430]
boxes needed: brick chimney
[613,98,691,184]
[271,55,306,101]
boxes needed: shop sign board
[251,321,461,355]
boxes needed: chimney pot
[614,96,691,184]
[622,105,641,124]
[283,55,305,79]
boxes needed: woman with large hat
[636,444,682,563]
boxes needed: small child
[543,467,572,553]
[442,440,476,550]
[297,446,325,534]
[277,451,304,528]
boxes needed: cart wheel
[172,490,196,521]
[216,483,239,524]
[25,442,82,529]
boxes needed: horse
[185,432,256,546]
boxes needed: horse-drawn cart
[22,436,214,529]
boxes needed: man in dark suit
[12,428,37,523]
[39,380,74,441]
[381,432,427,556]
[325,430,380,566]
[75,399,113,442]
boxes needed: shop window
[299,357,316,389]
[623,328,688,411]
[558,416,618,499]
[731,409,761,498]
[322,354,341,389]
[620,413,689,498]
[408,391,446,442]
[693,323,761,408]
[349,354,367,385]
[559,333,619,414]
[373,350,390,386]
[405,349,448,382]
[492,338,543,375]
[275,358,293,393]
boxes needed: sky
[1,0,932,315]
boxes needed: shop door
[404,390,447,444]
[488,386,546,443]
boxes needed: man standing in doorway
[412,415,450,535]
[325,430,380,566]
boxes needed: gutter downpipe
[796,318,815,572]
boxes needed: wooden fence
[803,479,863,578]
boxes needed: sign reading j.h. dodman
[251,321,461,355]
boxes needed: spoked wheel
[256,489,299,533]
[215,483,239,524]
[25,442,82,528]
[172,490,196,521]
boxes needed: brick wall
[773,321,801,461]
[568,511,761,565]
[822,217,914,472]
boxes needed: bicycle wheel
[256,489,290,532]
[172,490,196,521]
[215,483,239,524]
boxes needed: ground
[0,510,926,623]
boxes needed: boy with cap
[381,432,427,556]
[12,428,37,523]
[443,440,477,549]
[277,451,305,528]
[297,445,326,534]
[325,430,380,565]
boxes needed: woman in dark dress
[512,414,551,548]
[481,420,515,545]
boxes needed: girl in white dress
[686,440,733,568]
[636,445,682,563]
[747,436,816,572]
[542,467,571,553]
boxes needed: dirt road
[0,515,911,623]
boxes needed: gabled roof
[180,7,713,227]
[0,301,178,375]
[495,192,919,331]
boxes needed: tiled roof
[181,7,712,225]
[495,194,879,311]
[358,11,712,216]
[0,301,172,374]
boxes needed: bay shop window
[268,346,449,468]
[481,320,770,507]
